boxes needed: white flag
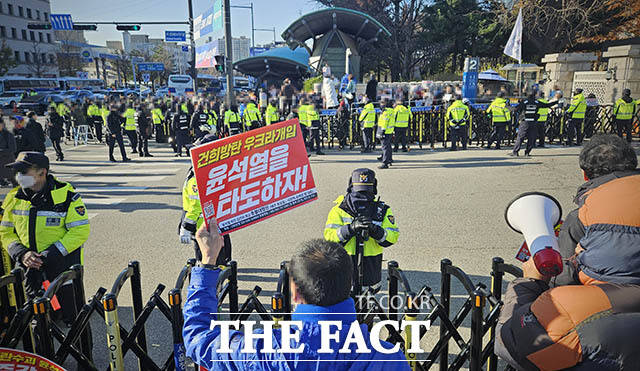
[503,8,523,64]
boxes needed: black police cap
[7,152,50,172]
[350,168,376,193]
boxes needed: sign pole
[188,0,198,94]
[131,59,137,91]
[223,0,235,106]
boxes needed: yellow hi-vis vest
[393,105,411,128]
[379,107,396,134]
[568,93,587,119]
[266,104,279,125]
[614,98,636,120]
[446,100,470,126]
[537,98,550,122]
[297,105,310,127]
[486,98,510,123]
[151,108,164,124]
[359,103,376,128]
[182,175,204,231]
[123,108,136,130]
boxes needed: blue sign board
[182,46,189,53]
[250,47,269,56]
[50,14,74,30]
[137,63,165,72]
[165,31,186,42]
[462,57,479,101]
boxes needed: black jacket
[106,111,123,136]
[48,112,64,141]
[365,78,378,102]
[0,129,17,154]
[25,118,46,152]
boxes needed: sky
[51,0,320,47]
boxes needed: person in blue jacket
[183,219,410,371]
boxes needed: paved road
[3,138,638,370]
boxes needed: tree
[57,43,84,77]
[150,44,175,85]
[26,41,51,77]
[0,40,17,76]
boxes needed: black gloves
[350,216,372,235]
[369,224,385,241]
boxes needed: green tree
[0,40,18,76]
[150,44,175,85]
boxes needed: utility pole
[223,0,235,106]
[188,0,197,93]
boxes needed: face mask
[15,173,36,189]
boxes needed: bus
[58,77,105,91]
[196,74,222,95]
[0,77,59,94]
[167,74,194,96]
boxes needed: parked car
[0,91,26,108]
[16,94,64,115]
[59,89,94,103]
[155,88,169,98]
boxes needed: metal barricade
[0,268,34,352]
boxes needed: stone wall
[541,53,597,98]
[603,45,640,102]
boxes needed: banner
[195,41,218,69]
[194,0,222,41]
[190,119,317,234]
[0,348,65,371]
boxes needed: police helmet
[623,89,631,96]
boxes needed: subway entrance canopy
[281,7,391,80]
[233,47,311,81]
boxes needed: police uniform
[446,100,470,151]
[151,106,166,143]
[393,103,412,152]
[536,98,550,147]
[512,96,557,156]
[324,169,399,289]
[486,96,511,149]
[377,106,395,168]
[306,104,323,155]
[87,102,103,143]
[191,109,211,140]
[566,90,587,146]
[265,103,279,125]
[242,102,262,131]
[123,106,138,153]
[0,152,89,322]
[359,102,376,152]
[224,109,242,136]
[613,90,636,143]
[173,110,190,157]
[180,165,232,265]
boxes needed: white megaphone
[505,192,564,276]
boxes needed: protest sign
[190,119,317,234]
[0,348,65,371]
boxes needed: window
[29,31,34,41]
[46,33,51,43]
[7,3,13,15]
[38,32,43,42]
[49,54,55,64]
[24,52,30,63]
[14,51,20,62]
[18,6,23,17]
[44,12,48,21]
[0,26,5,38]
[36,10,40,20]
[21,29,26,40]
[11,28,16,39]
[26,8,31,19]
[41,53,46,64]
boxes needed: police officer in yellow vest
[306,101,324,155]
[566,88,587,146]
[0,152,89,323]
[180,134,232,265]
[242,101,262,131]
[123,103,138,153]
[613,89,636,143]
[57,100,71,142]
[393,100,412,152]
[324,168,399,291]
[486,91,511,150]
[265,100,279,125]
[151,103,166,143]
[297,99,310,146]
[536,92,550,148]
[446,96,471,151]
[358,97,376,153]
[377,99,395,169]
[87,101,103,143]
[224,104,242,136]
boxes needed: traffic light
[27,23,52,30]
[73,24,98,31]
[214,55,225,73]
[116,25,141,31]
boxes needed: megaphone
[505,192,563,276]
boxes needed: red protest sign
[0,347,66,370]
[190,119,317,234]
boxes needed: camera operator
[555,134,639,286]
[183,220,409,370]
[495,135,640,370]
[324,169,399,291]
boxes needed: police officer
[123,103,138,153]
[324,168,399,291]
[190,103,211,140]
[56,100,72,142]
[151,102,166,143]
[486,91,511,150]
[613,89,636,142]
[446,96,470,151]
[393,100,411,152]
[306,101,324,155]
[106,104,130,162]
[136,103,153,157]
[0,152,90,324]
[297,99,310,146]
[224,104,242,136]
[359,97,376,153]
[173,105,190,157]
[204,102,218,137]
[87,100,101,143]
[537,92,550,147]
[242,100,262,131]
[377,99,395,169]
[566,88,586,146]
[265,99,280,125]
[179,134,232,265]
[510,91,557,156]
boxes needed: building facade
[0,0,59,77]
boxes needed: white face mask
[15,173,36,189]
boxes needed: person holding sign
[323,169,399,291]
